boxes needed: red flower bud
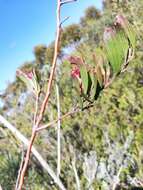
[71,68,80,79]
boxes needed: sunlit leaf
[96,65,103,87]
[80,64,89,94]
[105,32,128,74]
[115,15,136,49]
[89,72,97,100]
[93,49,106,87]
[125,23,136,49]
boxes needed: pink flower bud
[16,70,33,80]
[25,71,33,79]
[71,68,80,79]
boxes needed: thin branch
[61,0,77,6]
[112,166,123,190]
[56,84,61,177]
[36,103,95,132]
[36,106,79,132]
[60,16,70,27]
[71,156,81,190]
[0,115,66,190]
[33,93,39,125]
[15,147,25,190]
[112,131,134,190]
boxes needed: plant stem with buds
[17,0,63,189]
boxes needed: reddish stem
[17,0,62,189]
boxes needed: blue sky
[0,0,102,91]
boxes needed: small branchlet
[60,0,77,6]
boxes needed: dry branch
[56,84,61,177]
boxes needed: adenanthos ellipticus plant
[15,2,136,188]
[68,14,136,109]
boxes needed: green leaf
[80,64,89,94]
[105,32,128,74]
[96,65,103,87]
[94,81,103,100]
[125,23,136,49]
[93,48,106,87]
[89,72,97,100]
[31,70,41,96]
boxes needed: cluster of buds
[16,69,40,97]
[68,53,108,105]
[69,56,83,79]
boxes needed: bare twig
[36,103,96,132]
[61,0,77,6]
[33,93,39,125]
[15,147,25,190]
[56,84,61,177]
[60,16,70,27]
[17,129,36,189]
[71,156,81,190]
[36,106,79,132]
[0,115,66,190]
[112,166,123,190]
[112,131,134,190]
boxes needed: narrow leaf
[89,72,97,101]
[125,23,136,49]
[96,65,103,87]
[80,65,89,94]
[105,32,128,74]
